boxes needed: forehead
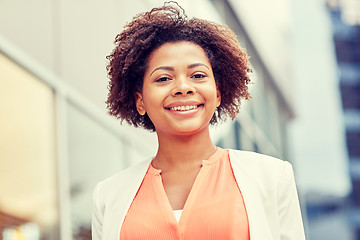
[146,41,211,68]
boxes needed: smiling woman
[136,41,220,136]
[92,2,305,240]
[105,2,251,132]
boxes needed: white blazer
[92,150,306,240]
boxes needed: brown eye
[192,74,206,79]
[156,77,170,82]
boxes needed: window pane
[0,53,59,239]
[67,103,125,239]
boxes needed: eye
[155,76,171,82]
[191,73,206,79]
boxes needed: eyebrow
[149,63,210,76]
[150,66,174,76]
[187,63,210,70]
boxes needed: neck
[152,127,217,171]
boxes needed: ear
[135,92,146,116]
[216,87,221,107]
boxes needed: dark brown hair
[106,2,252,131]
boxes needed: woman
[92,2,305,239]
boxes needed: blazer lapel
[229,150,274,240]
[105,159,152,240]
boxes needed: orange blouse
[120,148,250,239]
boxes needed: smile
[169,105,199,111]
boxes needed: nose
[171,77,196,96]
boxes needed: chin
[172,124,210,136]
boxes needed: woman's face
[136,41,221,136]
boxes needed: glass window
[344,109,360,131]
[67,102,126,239]
[0,53,59,240]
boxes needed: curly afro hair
[106,2,252,131]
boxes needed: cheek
[143,92,161,111]
[205,85,219,100]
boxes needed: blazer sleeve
[92,183,103,240]
[278,161,306,240]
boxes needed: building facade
[328,0,360,238]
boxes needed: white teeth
[170,105,198,111]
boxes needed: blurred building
[0,0,298,239]
[327,0,360,239]
[210,0,294,160]
[288,0,353,239]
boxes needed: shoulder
[229,149,287,166]
[92,159,152,239]
[227,151,305,239]
[228,149,294,186]
[94,158,151,200]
